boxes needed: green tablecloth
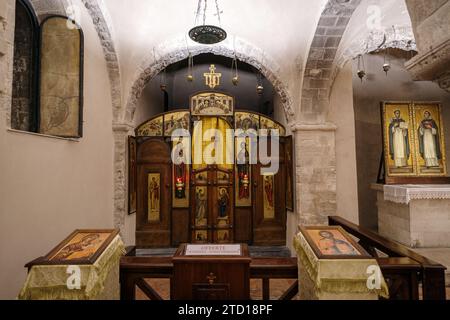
[18,235,125,300]
[294,231,389,300]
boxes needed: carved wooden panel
[136,139,171,247]
[191,166,234,244]
[253,138,286,246]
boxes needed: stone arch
[301,0,362,123]
[123,36,295,125]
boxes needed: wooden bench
[329,216,447,300]
[120,254,298,300]
[120,217,447,300]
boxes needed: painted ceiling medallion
[189,0,227,45]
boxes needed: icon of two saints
[389,110,441,169]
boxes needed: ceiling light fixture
[189,0,227,45]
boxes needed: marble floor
[136,278,299,300]
[134,247,450,300]
[135,279,450,300]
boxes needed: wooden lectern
[171,244,251,300]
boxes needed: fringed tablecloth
[18,235,125,300]
[293,231,389,300]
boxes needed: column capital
[291,122,337,132]
[112,122,134,134]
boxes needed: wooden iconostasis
[129,92,294,248]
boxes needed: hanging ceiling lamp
[160,68,167,91]
[189,0,227,45]
[356,54,366,82]
[383,46,391,76]
[187,53,194,82]
[256,71,264,95]
[231,55,239,85]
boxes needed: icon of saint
[389,110,410,167]
[418,111,441,168]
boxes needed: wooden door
[252,137,286,245]
[191,165,234,243]
[136,138,172,247]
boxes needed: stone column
[292,123,337,225]
[112,123,134,233]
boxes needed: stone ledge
[405,38,450,81]
[7,128,80,142]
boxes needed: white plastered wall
[0,0,115,299]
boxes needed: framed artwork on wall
[381,101,449,184]
[299,226,371,260]
[128,136,137,214]
[412,102,447,177]
[38,16,84,138]
[382,102,416,178]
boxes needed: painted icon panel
[235,112,259,132]
[299,226,371,260]
[260,116,286,136]
[137,116,163,136]
[50,232,111,261]
[191,92,234,116]
[194,186,208,227]
[263,174,275,219]
[413,103,447,176]
[172,138,190,208]
[164,111,190,136]
[216,230,231,243]
[194,230,208,243]
[147,173,161,221]
[235,137,253,207]
[217,187,231,225]
[382,102,416,177]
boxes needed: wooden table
[171,244,251,300]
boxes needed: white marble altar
[372,184,450,248]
